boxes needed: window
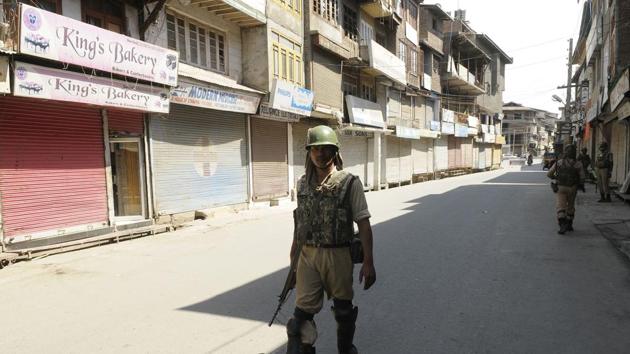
[399,41,406,65]
[166,14,227,74]
[359,19,373,45]
[19,0,61,13]
[313,0,338,24]
[83,0,125,33]
[514,113,522,120]
[424,52,432,74]
[406,0,418,29]
[431,16,442,33]
[343,6,358,41]
[274,0,301,16]
[343,81,358,97]
[409,48,418,75]
[272,32,303,86]
[361,82,374,102]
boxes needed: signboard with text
[270,79,313,116]
[13,62,169,113]
[171,81,260,114]
[346,95,385,128]
[19,4,178,86]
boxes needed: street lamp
[551,94,572,145]
[552,95,564,104]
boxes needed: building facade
[502,102,558,156]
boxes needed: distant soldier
[577,148,591,180]
[548,145,585,234]
[286,125,376,354]
[595,142,613,202]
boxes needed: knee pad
[332,301,358,324]
[287,318,318,346]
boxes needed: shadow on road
[179,169,630,353]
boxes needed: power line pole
[565,38,573,144]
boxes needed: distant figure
[547,145,585,234]
[577,148,591,180]
[595,142,613,202]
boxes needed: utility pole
[565,38,573,144]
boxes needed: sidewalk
[579,183,630,260]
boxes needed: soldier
[547,145,585,234]
[577,148,592,181]
[595,141,613,202]
[286,125,376,354]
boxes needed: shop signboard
[14,61,169,113]
[19,3,178,86]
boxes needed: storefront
[412,129,438,177]
[152,76,261,215]
[2,62,169,246]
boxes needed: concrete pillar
[373,132,382,191]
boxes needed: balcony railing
[359,40,406,86]
[442,56,484,95]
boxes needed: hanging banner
[396,126,421,139]
[455,124,468,137]
[171,80,260,114]
[13,62,169,113]
[19,3,178,86]
[467,115,479,128]
[441,122,455,135]
[441,108,455,123]
[430,120,441,131]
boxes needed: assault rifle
[269,212,302,327]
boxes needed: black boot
[287,318,303,354]
[605,193,612,202]
[566,218,574,232]
[598,193,606,202]
[333,305,359,354]
[558,218,568,235]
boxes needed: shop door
[251,118,289,201]
[110,138,145,220]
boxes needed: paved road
[2,165,629,353]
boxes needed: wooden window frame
[273,0,301,17]
[81,0,126,34]
[313,0,339,25]
[271,31,303,86]
[343,5,358,42]
[406,0,418,29]
[166,13,228,75]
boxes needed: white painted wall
[61,0,81,20]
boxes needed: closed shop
[611,122,628,185]
[0,97,108,242]
[385,136,413,184]
[435,136,448,171]
[412,139,432,174]
[492,145,502,168]
[462,138,473,168]
[386,136,401,183]
[250,118,289,201]
[477,145,487,169]
[292,120,318,186]
[340,132,371,187]
[485,145,493,168]
[150,104,249,214]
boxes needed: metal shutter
[485,146,493,168]
[462,138,473,168]
[313,50,342,109]
[292,121,318,186]
[400,138,413,182]
[478,145,486,169]
[251,118,289,200]
[340,134,369,186]
[448,136,457,169]
[412,139,428,174]
[0,97,107,239]
[107,109,144,135]
[492,146,502,168]
[150,104,248,214]
[611,124,627,184]
[386,136,400,183]
[435,136,448,171]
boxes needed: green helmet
[306,125,339,149]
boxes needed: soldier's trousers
[556,185,578,219]
[597,168,610,194]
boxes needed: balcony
[443,57,485,95]
[360,40,407,86]
[190,0,266,27]
[360,0,395,18]
[586,14,602,65]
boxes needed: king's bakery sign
[19,3,178,86]
[14,62,169,113]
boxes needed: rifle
[269,211,302,327]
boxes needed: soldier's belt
[305,243,351,249]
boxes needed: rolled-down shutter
[386,136,401,183]
[150,104,248,214]
[107,109,144,135]
[478,145,486,169]
[292,121,318,186]
[340,134,369,186]
[485,146,493,168]
[448,136,457,169]
[251,118,289,201]
[399,138,413,182]
[462,139,473,168]
[0,97,107,239]
[435,136,448,171]
[412,139,428,174]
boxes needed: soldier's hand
[359,262,376,290]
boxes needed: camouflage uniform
[548,155,585,234]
